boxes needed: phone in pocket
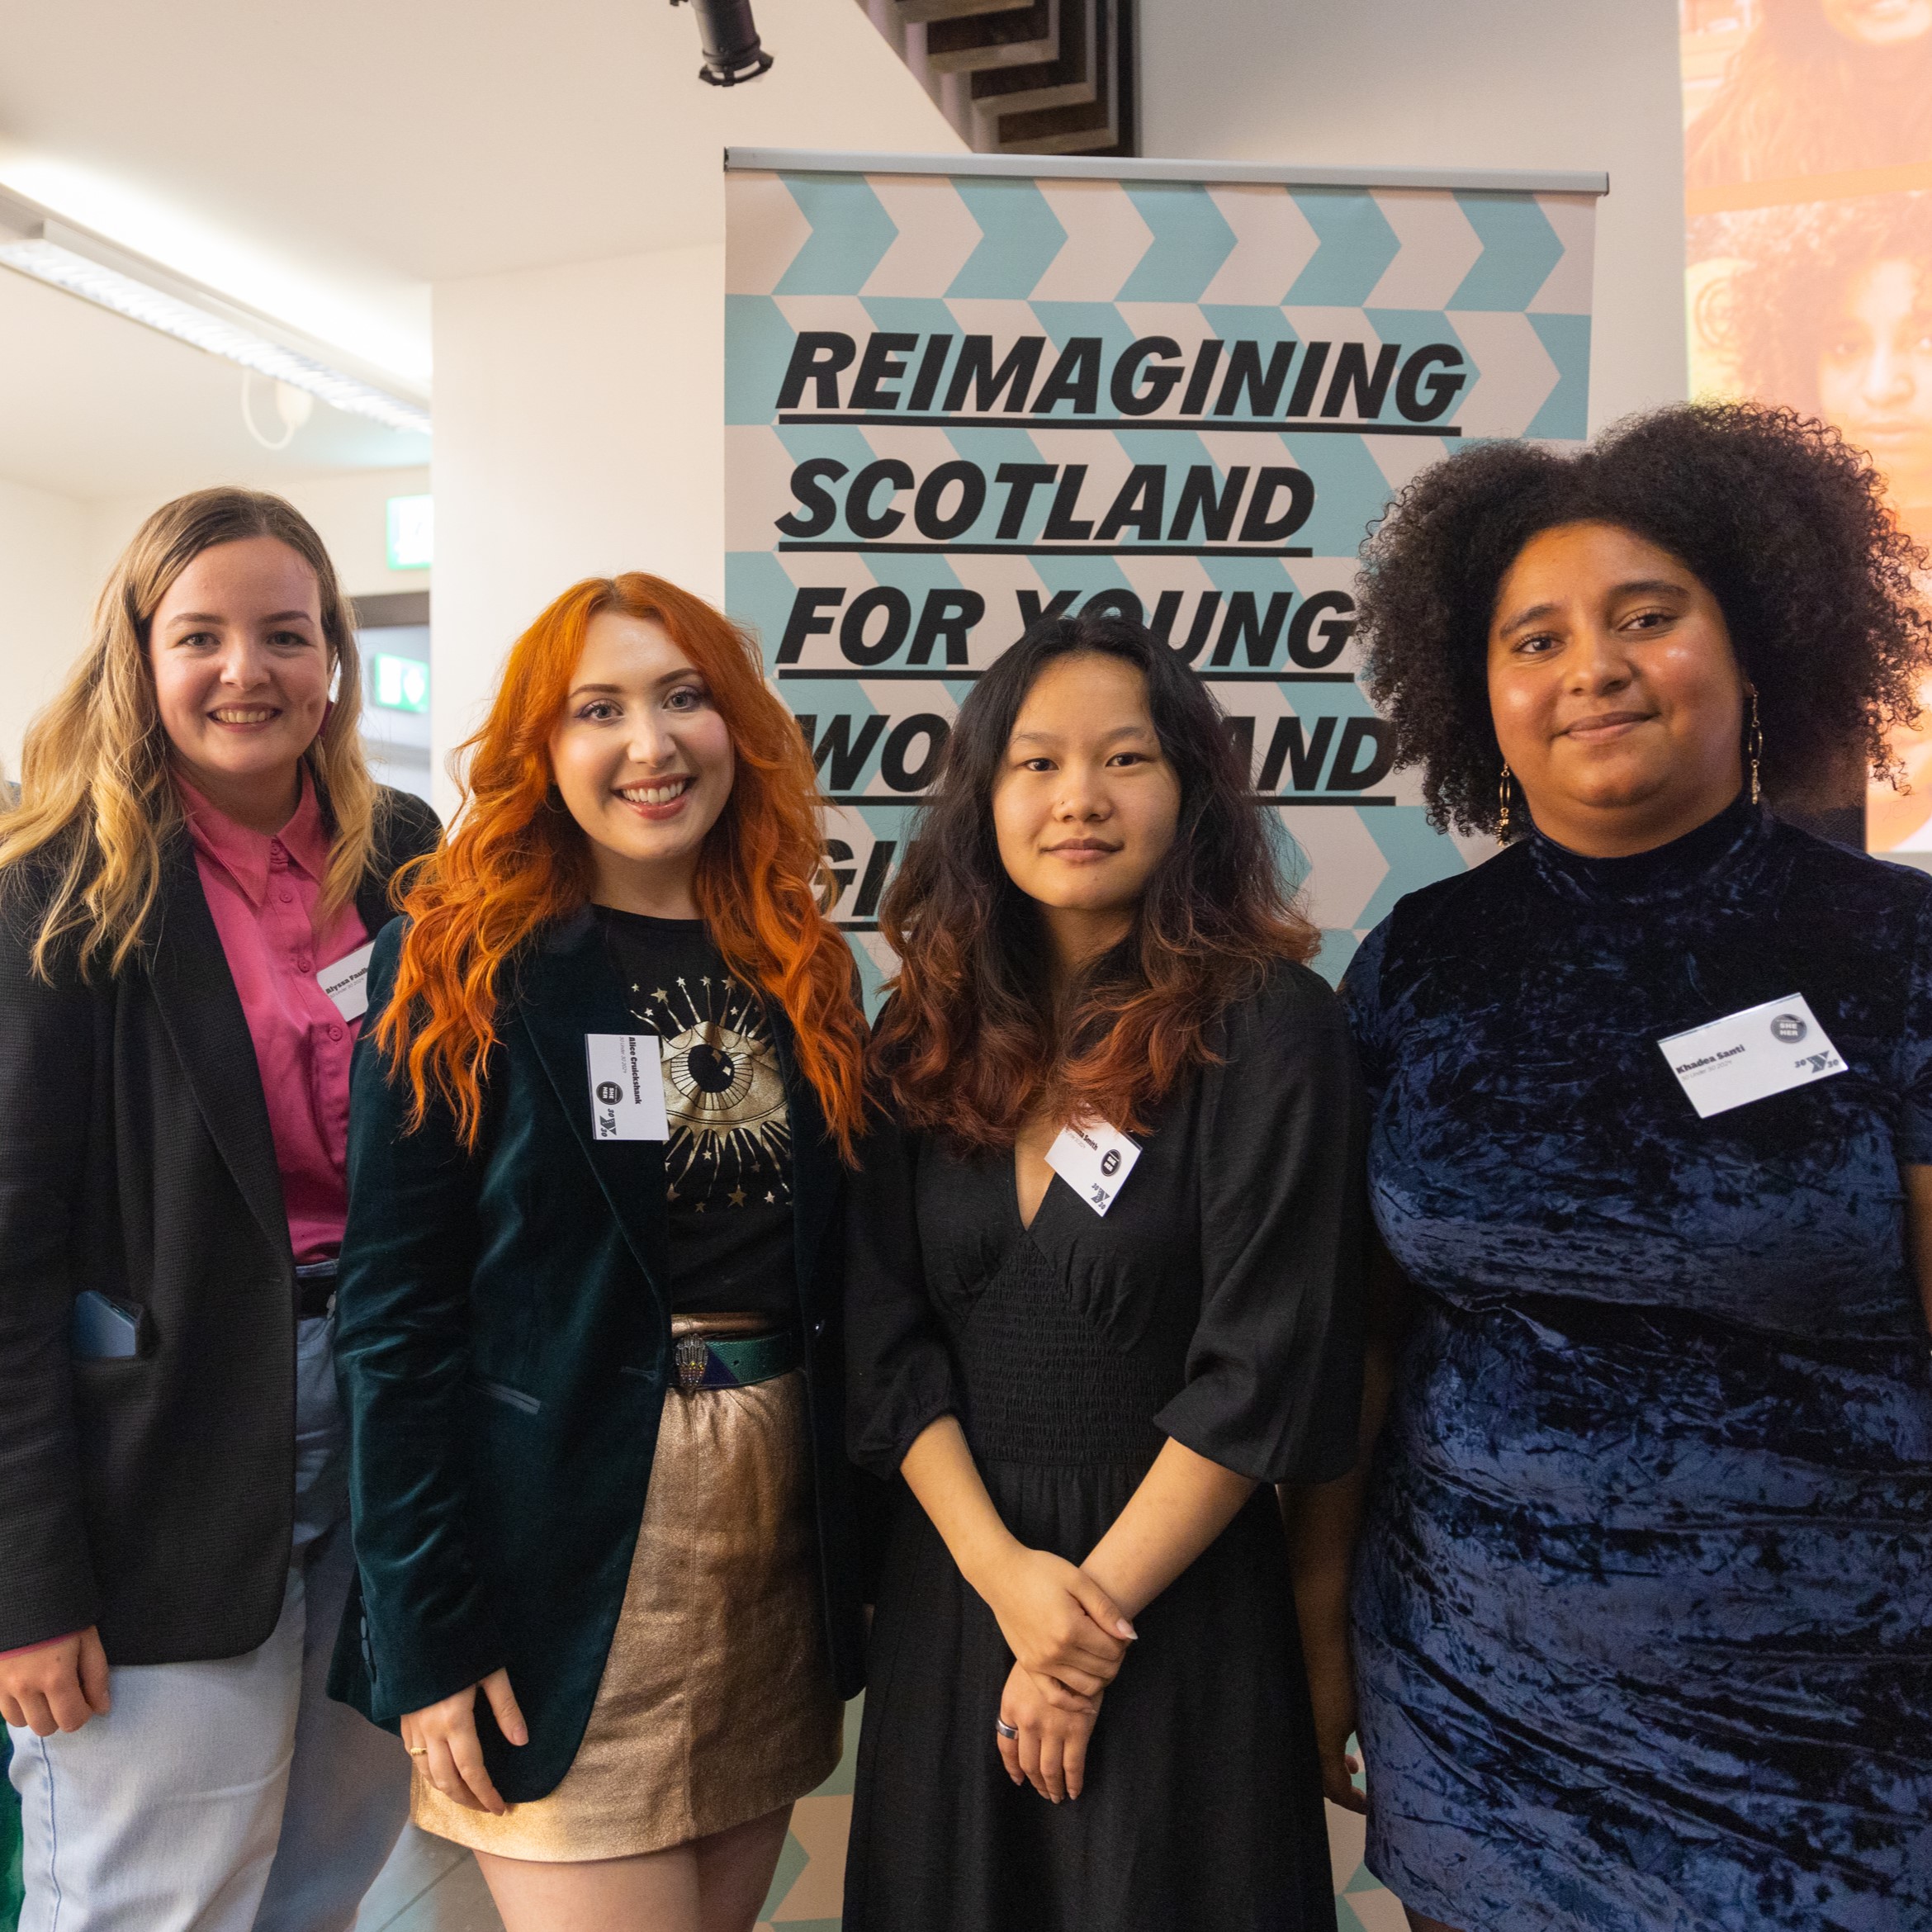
[70,1290,146,1360]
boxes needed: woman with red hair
[326,575,869,1931]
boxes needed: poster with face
[1682,0,1932,851]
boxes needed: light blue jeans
[7,1315,410,1932]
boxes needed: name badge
[1658,993,1846,1119]
[585,1033,670,1141]
[1044,1119,1141,1216]
[318,940,376,1022]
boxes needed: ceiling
[0,263,431,500]
[0,0,959,386]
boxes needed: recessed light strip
[0,192,430,438]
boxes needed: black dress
[843,964,1366,1932]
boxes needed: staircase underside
[865,0,1135,157]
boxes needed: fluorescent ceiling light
[0,188,430,438]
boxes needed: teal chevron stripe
[1448,192,1564,314]
[1286,189,1400,308]
[858,294,959,346]
[725,550,803,649]
[1029,299,1136,354]
[1350,805,1470,933]
[1313,926,1361,985]
[1523,312,1592,439]
[774,173,897,297]
[727,295,798,427]
[1277,430,1403,560]
[1118,182,1238,302]
[947,177,1067,299]
[1199,303,1302,353]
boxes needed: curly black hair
[1354,400,1932,838]
[1717,192,1932,410]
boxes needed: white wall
[429,242,726,812]
[1139,0,1688,431]
[0,476,89,779]
[83,466,433,605]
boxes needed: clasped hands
[983,1546,1136,1806]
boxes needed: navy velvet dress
[1339,797,1932,1932]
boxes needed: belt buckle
[675,1336,710,1393]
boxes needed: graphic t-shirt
[595,908,798,1319]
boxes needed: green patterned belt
[673,1328,801,1393]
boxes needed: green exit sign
[386,494,433,571]
[373,654,429,713]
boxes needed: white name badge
[585,1033,670,1142]
[1658,993,1846,1120]
[318,940,376,1022]
[1044,1119,1141,1216]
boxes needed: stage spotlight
[670,0,773,85]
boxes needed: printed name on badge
[1658,994,1846,1120]
[318,940,377,1022]
[1044,1119,1142,1217]
[585,1033,670,1142]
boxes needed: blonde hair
[0,486,380,979]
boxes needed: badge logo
[1100,1148,1121,1177]
[1770,1013,1807,1043]
[596,1081,623,1105]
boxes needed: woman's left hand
[996,1660,1101,1803]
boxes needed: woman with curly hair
[841,616,1366,1932]
[1308,401,1932,1930]
[1722,192,1932,544]
[328,575,869,1931]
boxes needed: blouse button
[279,889,295,904]
[296,955,313,974]
[328,1023,343,1042]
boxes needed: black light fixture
[670,0,773,85]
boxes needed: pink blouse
[181,775,368,1265]
[2,780,370,1658]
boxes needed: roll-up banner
[725,149,1605,997]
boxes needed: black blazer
[326,908,866,1803]
[0,788,440,1660]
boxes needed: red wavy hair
[376,574,866,1157]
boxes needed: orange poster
[1682,0,1932,852]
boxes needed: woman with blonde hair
[0,487,438,1931]
[329,573,870,1931]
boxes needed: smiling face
[1822,0,1932,45]
[547,608,736,918]
[147,535,332,830]
[991,651,1181,974]
[1487,521,1748,856]
[1817,257,1932,513]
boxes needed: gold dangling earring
[1747,689,1763,806]
[1498,761,1513,843]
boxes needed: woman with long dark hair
[329,574,869,1932]
[1685,0,1932,192]
[841,614,1365,1932]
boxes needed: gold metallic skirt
[412,1334,842,1861]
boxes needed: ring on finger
[995,1717,1019,1739]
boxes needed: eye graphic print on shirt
[625,973,791,1212]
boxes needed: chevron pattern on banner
[726,164,1595,1010]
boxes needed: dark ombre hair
[870,613,1317,1151]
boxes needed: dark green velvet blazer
[326,907,866,1803]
